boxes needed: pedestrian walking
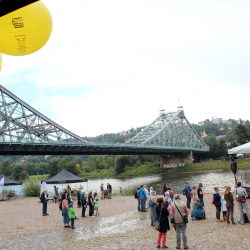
[170,195,189,249]
[61,193,70,227]
[213,187,222,221]
[155,197,170,249]
[235,181,250,224]
[224,186,236,224]
[185,181,191,209]
[197,182,206,207]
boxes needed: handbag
[174,202,188,224]
[149,199,154,207]
[211,197,214,204]
[155,206,163,231]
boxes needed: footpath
[0,194,250,249]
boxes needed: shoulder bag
[155,206,163,231]
[174,202,188,224]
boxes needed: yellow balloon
[0,1,53,56]
[0,54,2,72]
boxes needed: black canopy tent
[0,174,22,186]
[44,169,88,193]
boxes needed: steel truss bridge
[0,85,208,156]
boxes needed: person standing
[213,187,222,221]
[41,189,49,216]
[135,187,141,211]
[155,197,170,249]
[138,185,147,212]
[197,182,206,207]
[162,184,168,196]
[61,193,70,227]
[68,203,76,229]
[77,188,82,208]
[101,183,104,199]
[107,183,112,199]
[170,195,189,249]
[88,191,94,217]
[149,190,157,226]
[235,181,250,224]
[81,191,87,217]
[191,186,197,209]
[185,181,191,209]
[224,186,236,224]
[144,185,149,209]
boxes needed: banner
[0,177,4,194]
[40,181,46,195]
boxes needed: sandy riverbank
[0,194,250,249]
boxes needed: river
[3,170,250,197]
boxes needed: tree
[98,162,106,169]
[11,163,23,180]
[65,162,77,175]
[203,135,218,158]
[114,155,131,174]
[74,156,83,167]
[0,159,12,176]
[235,124,250,145]
[57,156,70,172]
[225,130,236,142]
[47,158,61,177]
[217,139,227,157]
[76,164,81,174]
[20,171,29,180]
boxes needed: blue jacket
[191,203,205,219]
[137,188,147,200]
[213,192,221,206]
[185,184,191,197]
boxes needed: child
[95,198,99,215]
[213,187,222,221]
[221,196,227,221]
[191,186,197,209]
[68,203,76,229]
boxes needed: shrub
[22,179,40,197]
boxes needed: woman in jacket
[149,191,157,226]
[61,193,70,227]
[224,186,236,224]
[191,198,205,220]
[164,191,172,212]
[213,187,222,221]
[155,197,170,249]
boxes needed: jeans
[175,223,187,247]
[216,205,221,220]
[42,201,47,215]
[151,219,156,226]
[82,206,86,217]
[238,202,250,224]
[62,208,69,225]
[138,199,141,211]
[227,207,235,223]
[186,196,191,209]
[141,198,146,211]
[89,204,94,216]
[70,218,75,227]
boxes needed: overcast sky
[0,0,250,137]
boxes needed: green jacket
[68,207,75,219]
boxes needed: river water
[4,170,250,197]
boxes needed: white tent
[228,142,250,154]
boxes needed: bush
[114,155,131,174]
[2,189,15,195]
[22,179,40,197]
[84,165,91,172]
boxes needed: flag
[0,177,4,194]
[40,181,46,195]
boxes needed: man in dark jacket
[213,187,221,221]
[81,191,87,217]
[77,188,82,208]
[185,182,191,209]
[41,189,48,216]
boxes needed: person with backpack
[185,182,191,209]
[81,191,87,217]
[61,193,70,227]
[135,187,140,211]
[213,187,222,222]
[138,185,147,212]
[149,190,157,226]
[236,181,250,225]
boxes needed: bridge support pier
[160,151,193,168]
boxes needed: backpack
[59,201,62,211]
[182,188,187,196]
[135,191,138,199]
[190,191,193,198]
[149,199,154,207]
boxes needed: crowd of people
[135,181,250,249]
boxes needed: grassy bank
[82,157,250,178]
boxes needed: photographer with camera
[236,181,250,225]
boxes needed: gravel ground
[0,194,250,250]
